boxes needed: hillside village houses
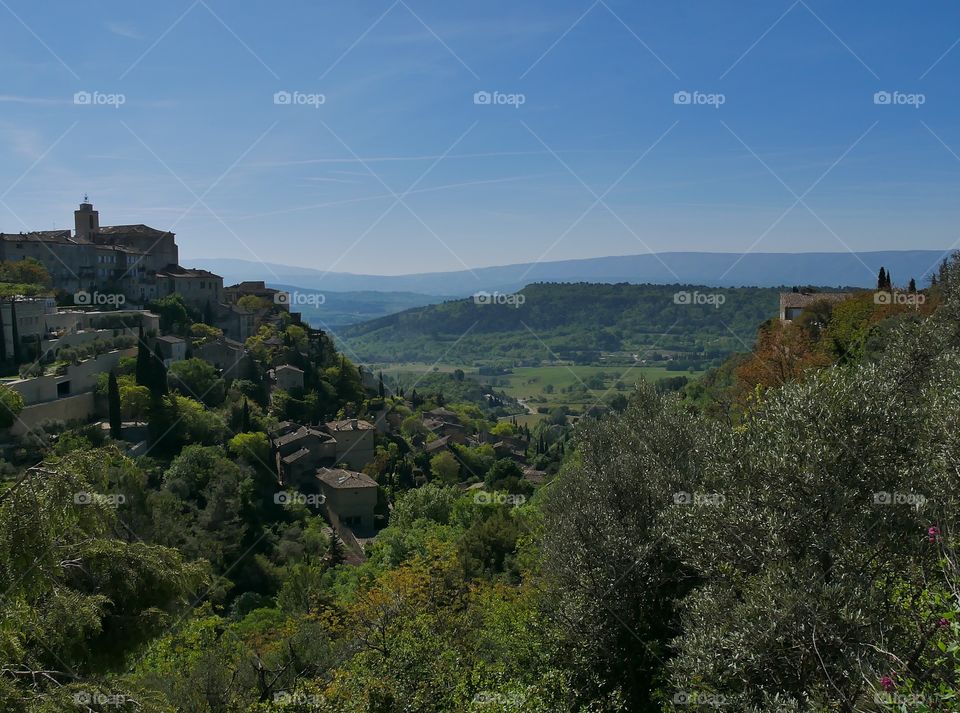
[0,200,290,342]
[0,199,298,431]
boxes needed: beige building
[779,291,851,321]
[155,266,223,309]
[324,418,375,470]
[0,200,222,308]
[316,467,378,532]
[272,364,304,391]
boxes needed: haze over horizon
[1,1,959,281]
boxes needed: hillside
[339,282,785,368]
[191,250,944,296]
[272,285,447,326]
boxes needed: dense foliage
[341,282,781,367]
[1,264,958,710]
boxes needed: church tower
[74,197,99,240]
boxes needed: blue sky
[0,0,958,275]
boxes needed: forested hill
[339,282,787,365]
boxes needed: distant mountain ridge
[191,250,950,297]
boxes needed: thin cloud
[106,22,144,40]
[0,95,65,106]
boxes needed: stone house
[323,418,375,470]
[316,467,378,533]
[272,425,337,486]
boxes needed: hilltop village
[0,201,555,556]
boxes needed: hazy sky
[1,1,958,275]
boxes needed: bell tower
[74,195,99,240]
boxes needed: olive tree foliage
[543,260,960,711]
[539,381,713,711]
[0,447,206,712]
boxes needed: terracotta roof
[426,407,459,419]
[316,468,377,489]
[274,426,333,448]
[155,264,221,279]
[97,224,171,238]
[423,436,450,453]
[779,292,851,310]
[325,418,374,431]
[0,230,74,243]
[281,447,310,464]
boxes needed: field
[373,362,705,417]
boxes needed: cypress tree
[0,299,7,363]
[108,369,122,439]
[241,397,251,432]
[885,270,893,290]
[150,343,168,397]
[877,267,887,291]
[908,278,917,293]
[10,300,20,365]
[135,326,150,386]
[327,533,345,567]
[378,372,385,399]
